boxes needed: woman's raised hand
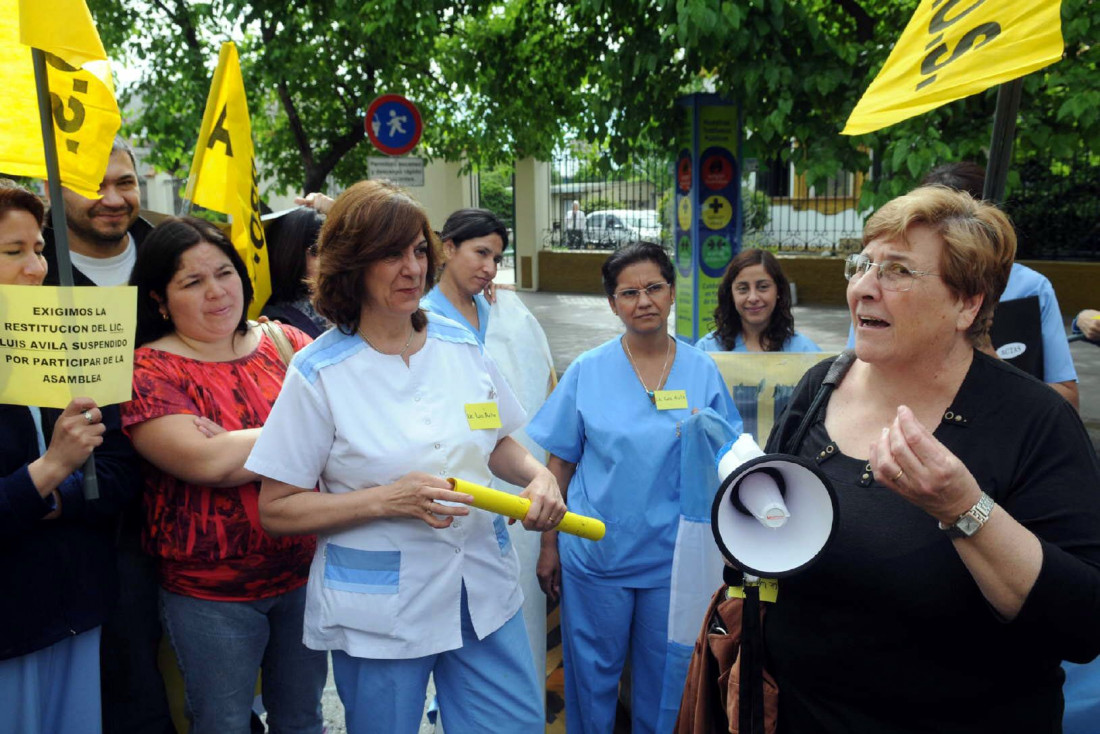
[870,405,983,525]
[294,192,335,216]
[377,471,474,529]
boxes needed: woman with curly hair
[696,248,819,353]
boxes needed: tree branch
[834,0,875,43]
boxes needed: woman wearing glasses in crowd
[527,242,739,734]
[763,186,1100,732]
[695,248,818,353]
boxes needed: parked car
[584,209,660,248]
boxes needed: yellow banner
[843,0,1064,136]
[0,0,120,199]
[709,352,836,445]
[186,42,271,318]
[0,285,136,408]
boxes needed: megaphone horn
[711,434,839,579]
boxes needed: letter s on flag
[842,0,1064,136]
[0,0,120,199]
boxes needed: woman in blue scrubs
[695,248,819,353]
[527,242,739,734]
[420,208,506,345]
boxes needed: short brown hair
[312,180,438,333]
[0,180,45,226]
[862,185,1016,344]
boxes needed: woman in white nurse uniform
[246,180,564,734]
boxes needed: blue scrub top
[527,337,741,587]
[695,330,820,353]
[1000,263,1077,383]
[421,287,491,345]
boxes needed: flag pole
[31,48,99,501]
[983,78,1025,205]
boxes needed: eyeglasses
[844,253,938,292]
[613,282,671,303]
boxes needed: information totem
[673,94,742,343]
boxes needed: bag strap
[784,349,855,454]
[253,320,295,366]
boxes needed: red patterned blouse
[122,326,316,601]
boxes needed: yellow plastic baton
[448,478,605,541]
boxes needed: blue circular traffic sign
[365,95,423,156]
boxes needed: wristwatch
[938,491,995,538]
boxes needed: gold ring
[892,468,905,482]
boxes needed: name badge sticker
[465,402,502,430]
[654,389,688,411]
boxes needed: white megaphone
[711,433,838,578]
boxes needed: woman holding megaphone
[760,187,1100,733]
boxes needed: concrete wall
[536,251,1099,319]
[514,158,550,290]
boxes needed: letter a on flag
[0,0,121,198]
[843,0,1064,136]
[186,42,271,317]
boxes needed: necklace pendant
[647,390,655,404]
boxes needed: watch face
[957,515,981,535]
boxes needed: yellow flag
[842,0,1064,136]
[0,0,120,198]
[186,42,271,318]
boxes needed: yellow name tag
[727,578,779,603]
[465,402,502,430]
[654,389,688,411]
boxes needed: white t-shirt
[246,313,527,659]
[69,234,136,286]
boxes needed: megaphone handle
[739,583,766,734]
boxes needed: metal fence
[1005,148,1100,261]
[542,154,673,250]
[534,148,1100,261]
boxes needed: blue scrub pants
[560,566,671,734]
[332,583,543,734]
[1063,660,1100,734]
[0,626,102,734]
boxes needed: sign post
[674,94,742,344]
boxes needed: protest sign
[0,285,136,408]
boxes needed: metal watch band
[938,491,995,538]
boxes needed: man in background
[565,199,586,248]
[44,135,174,734]
[922,162,1079,409]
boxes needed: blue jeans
[160,586,326,734]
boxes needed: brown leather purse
[674,586,778,734]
